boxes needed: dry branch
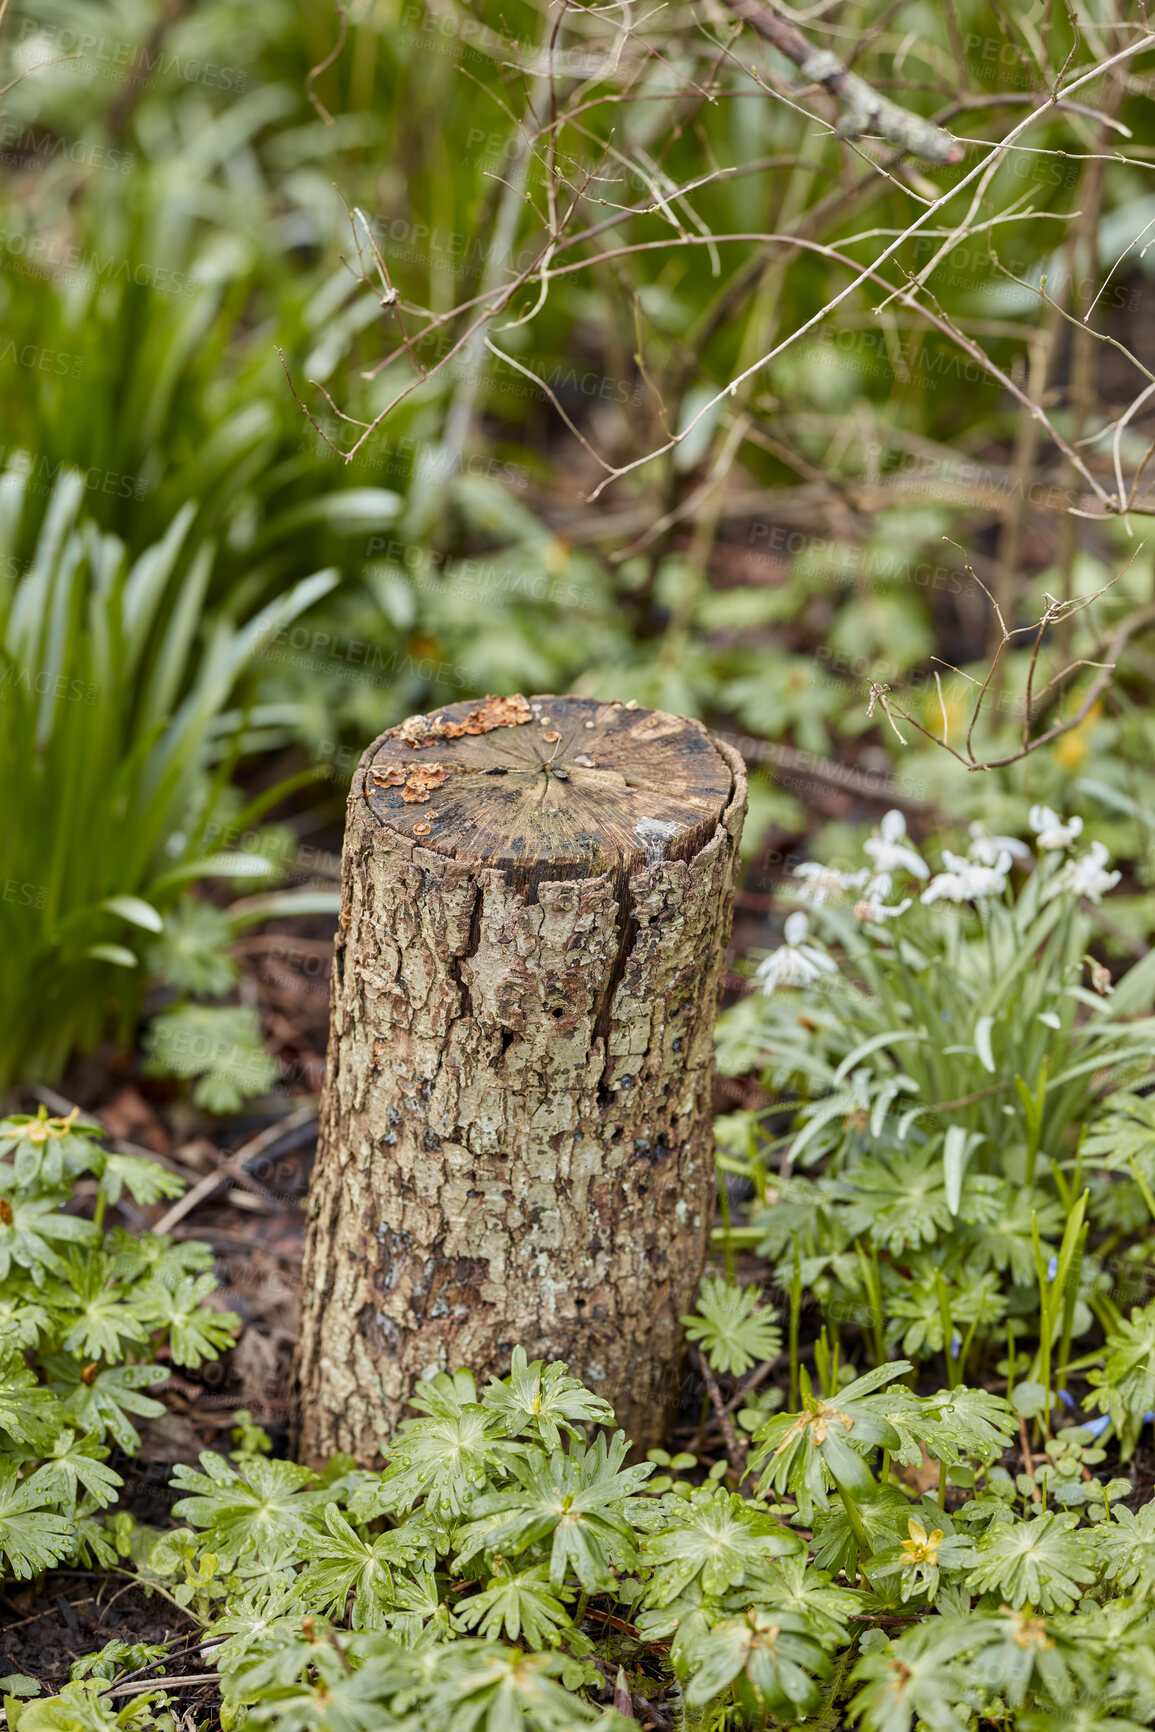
[718,0,965,164]
[877,546,1155,773]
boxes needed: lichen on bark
[293,697,746,1464]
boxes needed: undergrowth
[3,810,1155,1728]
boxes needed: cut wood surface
[293,694,746,1462]
[362,692,733,896]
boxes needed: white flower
[921,848,1012,905]
[1045,840,1120,904]
[863,809,929,880]
[792,862,869,906]
[1029,805,1083,851]
[968,821,1031,867]
[853,873,911,924]
[755,911,838,993]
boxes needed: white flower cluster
[921,849,1013,905]
[756,804,1120,994]
[864,809,928,880]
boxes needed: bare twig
[877,546,1155,773]
[152,1103,319,1234]
[106,1676,219,1700]
[1019,1417,1042,1501]
[867,684,910,746]
[305,0,348,124]
[110,1641,226,1691]
[718,0,964,162]
[690,1346,747,1478]
[268,0,1155,570]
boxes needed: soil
[0,1577,203,1701]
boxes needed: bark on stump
[293,693,746,1464]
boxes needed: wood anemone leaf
[748,1362,912,1516]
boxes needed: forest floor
[8,785,1153,1723]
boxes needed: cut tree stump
[292,693,747,1463]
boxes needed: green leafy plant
[9,1273,1155,1730]
[717,811,1155,1430]
[1086,1301,1155,1459]
[682,1276,783,1376]
[0,464,338,1087]
[6,7,1155,1724]
[0,1108,236,1581]
[10,803,1155,1729]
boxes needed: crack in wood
[292,695,747,1465]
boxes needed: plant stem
[837,1484,871,1578]
[717,1166,735,1281]
[868,1242,885,1368]
[1006,1321,1017,1403]
[1056,1221,1088,1396]
[1031,1210,1053,1442]
[695,1386,711,1455]
[934,1273,959,1391]
[789,1242,802,1412]
[1128,1154,1155,1223]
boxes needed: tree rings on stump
[364,692,733,899]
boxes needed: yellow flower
[544,537,570,577]
[19,1105,80,1145]
[1009,1610,1053,1652]
[1054,701,1102,770]
[900,1517,943,1566]
[775,1399,853,1452]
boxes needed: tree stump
[292,693,746,1463]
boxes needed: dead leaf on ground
[101,1085,170,1154]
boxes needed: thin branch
[989,251,1155,388]
[866,684,910,746]
[718,0,964,162]
[934,670,949,746]
[880,579,1155,774]
[874,31,1155,311]
[533,233,1117,509]
[966,601,1155,771]
[270,4,1155,536]
[305,0,348,124]
[689,1346,746,1478]
[614,408,751,560]
[152,1105,318,1234]
[483,335,616,471]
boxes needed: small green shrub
[2,1186,1155,1730]
[10,1319,1155,1729]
